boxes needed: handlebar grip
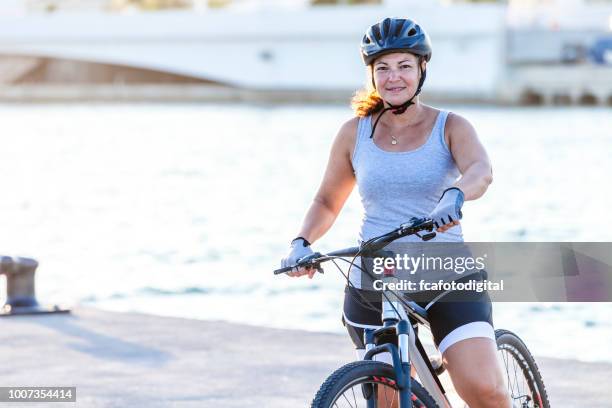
[273,266,294,275]
[273,252,324,275]
[273,264,324,275]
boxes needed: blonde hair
[351,65,384,117]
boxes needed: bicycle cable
[343,232,406,320]
[330,258,383,314]
[293,223,427,323]
[341,224,438,323]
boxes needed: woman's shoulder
[325,116,365,164]
[339,116,362,133]
[439,110,478,152]
[445,111,477,139]
[334,116,361,148]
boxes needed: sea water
[0,103,610,362]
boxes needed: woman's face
[372,52,423,105]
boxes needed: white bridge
[1,1,611,104]
[0,4,507,96]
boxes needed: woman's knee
[466,377,510,407]
[443,338,510,407]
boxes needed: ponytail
[350,65,384,117]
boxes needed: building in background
[0,0,611,104]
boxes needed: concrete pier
[1,308,611,407]
[503,65,612,106]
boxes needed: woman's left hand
[429,187,464,232]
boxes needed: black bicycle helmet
[361,17,432,66]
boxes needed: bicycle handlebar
[273,217,435,275]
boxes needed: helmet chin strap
[370,66,426,139]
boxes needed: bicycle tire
[311,360,438,408]
[495,329,551,408]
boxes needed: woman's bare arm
[446,114,493,201]
[296,118,358,244]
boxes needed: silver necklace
[387,109,425,145]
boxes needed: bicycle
[274,217,550,408]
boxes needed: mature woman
[281,18,510,408]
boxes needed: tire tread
[311,360,438,407]
[495,329,550,408]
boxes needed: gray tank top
[349,110,463,287]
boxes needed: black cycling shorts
[342,271,494,353]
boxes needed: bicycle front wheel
[496,329,551,408]
[311,360,437,408]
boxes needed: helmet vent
[382,18,391,35]
[372,25,381,41]
[393,23,403,38]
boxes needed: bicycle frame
[276,218,545,408]
[362,278,452,408]
[274,217,453,407]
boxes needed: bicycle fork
[360,290,451,407]
[362,296,413,407]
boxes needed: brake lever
[399,216,420,233]
[298,252,324,274]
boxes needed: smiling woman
[370,53,425,145]
[374,54,422,104]
[280,17,507,408]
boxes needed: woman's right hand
[280,118,358,279]
[281,238,316,279]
